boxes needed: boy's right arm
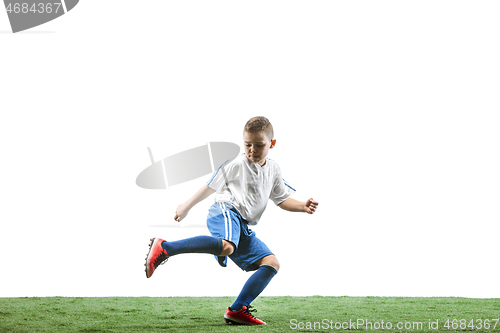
[174,185,216,222]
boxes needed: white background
[1,1,499,298]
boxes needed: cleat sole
[145,238,156,278]
[144,237,169,278]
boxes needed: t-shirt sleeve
[270,166,296,205]
[206,159,236,191]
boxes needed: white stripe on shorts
[219,202,229,241]
[225,203,232,241]
[222,202,233,241]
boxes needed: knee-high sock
[230,265,277,311]
[161,236,222,256]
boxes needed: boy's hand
[174,203,189,222]
[278,197,319,213]
[304,198,318,214]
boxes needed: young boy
[145,116,318,325]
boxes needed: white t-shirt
[207,154,295,225]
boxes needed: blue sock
[230,265,277,311]
[162,236,222,256]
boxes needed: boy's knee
[258,255,280,272]
[220,240,235,256]
[268,258,280,272]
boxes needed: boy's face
[243,130,276,166]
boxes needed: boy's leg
[224,229,278,326]
[145,236,229,278]
[146,202,240,278]
[230,255,279,311]
[161,236,223,256]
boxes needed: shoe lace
[154,253,168,267]
[243,305,258,318]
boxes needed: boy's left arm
[278,197,318,214]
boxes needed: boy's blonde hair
[244,116,274,141]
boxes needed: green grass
[0,296,499,332]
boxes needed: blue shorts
[206,202,273,272]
